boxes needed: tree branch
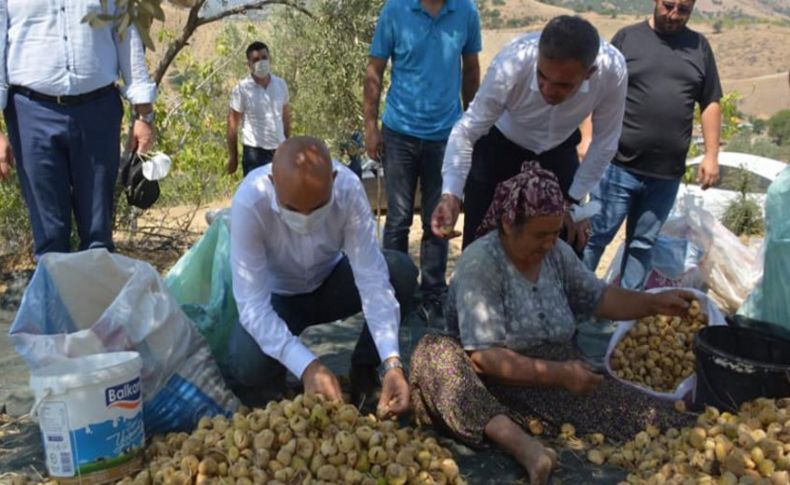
[152,0,312,86]
[152,0,207,85]
[197,0,312,26]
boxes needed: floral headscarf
[476,161,565,236]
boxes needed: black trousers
[241,145,276,176]
[462,126,581,249]
[224,250,418,407]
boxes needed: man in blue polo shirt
[363,0,481,324]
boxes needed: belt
[10,84,116,107]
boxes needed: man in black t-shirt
[582,0,722,289]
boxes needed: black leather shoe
[349,364,380,412]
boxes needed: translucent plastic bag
[164,211,236,367]
[739,166,790,333]
[672,201,763,315]
[9,249,239,434]
[602,233,702,290]
[604,288,726,400]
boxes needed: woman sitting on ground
[409,162,696,484]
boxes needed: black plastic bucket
[727,314,790,341]
[693,325,790,412]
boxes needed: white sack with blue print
[9,249,240,434]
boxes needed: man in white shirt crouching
[227,136,417,415]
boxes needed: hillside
[530,0,790,21]
[154,2,789,119]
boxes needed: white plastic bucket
[30,351,145,483]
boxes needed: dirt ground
[0,208,625,483]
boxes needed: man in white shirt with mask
[226,41,291,176]
[227,136,417,414]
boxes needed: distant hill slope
[478,11,790,118]
[534,0,790,21]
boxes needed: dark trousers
[462,126,581,249]
[4,88,123,257]
[241,145,276,176]
[224,250,418,406]
[381,125,448,300]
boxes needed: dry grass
[694,0,790,21]
[494,0,574,19]
[724,72,790,118]
[705,23,790,80]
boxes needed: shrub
[720,167,765,236]
[768,109,790,146]
[722,197,764,236]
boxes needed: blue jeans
[241,145,275,176]
[583,164,681,289]
[224,250,418,406]
[381,125,448,300]
[4,88,123,257]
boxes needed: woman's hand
[650,289,696,316]
[560,360,603,395]
[596,286,697,322]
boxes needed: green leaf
[136,10,153,28]
[88,16,112,28]
[134,18,156,51]
[140,0,166,21]
[81,11,98,24]
[117,12,131,40]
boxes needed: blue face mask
[279,193,334,234]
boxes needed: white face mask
[279,194,333,234]
[252,59,271,78]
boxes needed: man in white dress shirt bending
[227,136,417,415]
[431,15,627,254]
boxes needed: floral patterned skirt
[408,333,694,447]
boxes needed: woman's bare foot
[485,414,557,484]
[516,440,557,485]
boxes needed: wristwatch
[135,110,155,125]
[378,358,403,381]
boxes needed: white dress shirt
[442,32,627,202]
[230,162,400,379]
[0,0,157,110]
[229,74,289,150]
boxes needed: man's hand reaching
[302,360,343,402]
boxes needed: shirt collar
[262,173,282,213]
[411,0,456,14]
[529,63,591,93]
